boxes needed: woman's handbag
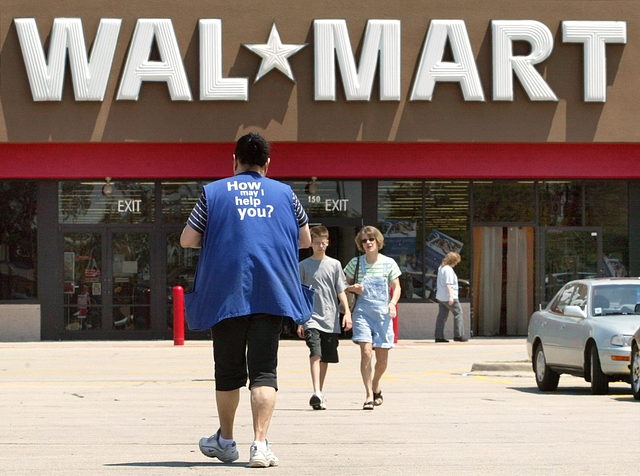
[342,254,361,313]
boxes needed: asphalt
[1,337,638,475]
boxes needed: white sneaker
[320,394,327,410]
[199,429,239,463]
[249,442,279,468]
[309,393,324,410]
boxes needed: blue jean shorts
[351,310,395,349]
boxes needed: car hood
[593,314,640,334]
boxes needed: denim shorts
[351,311,395,349]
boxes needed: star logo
[243,23,307,83]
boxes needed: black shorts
[211,314,283,391]
[304,328,340,363]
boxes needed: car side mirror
[635,303,640,314]
[564,305,586,318]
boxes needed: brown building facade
[1,1,639,340]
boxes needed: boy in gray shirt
[297,226,352,409]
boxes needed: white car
[630,326,640,400]
[527,278,640,395]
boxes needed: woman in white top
[435,251,466,342]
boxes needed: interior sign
[14,18,626,103]
[118,199,142,213]
[325,199,349,212]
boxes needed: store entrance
[62,228,154,333]
[472,226,534,336]
[60,219,361,337]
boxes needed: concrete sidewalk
[1,338,637,475]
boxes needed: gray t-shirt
[299,256,348,333]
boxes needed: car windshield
[591,284,640,316]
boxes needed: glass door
[110,231,151,331]
[63,232,103,331]
[62,229,152,333]
[540,227,603,303]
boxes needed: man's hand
[342,311,352,331]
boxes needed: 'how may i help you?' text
[228,180,274,220]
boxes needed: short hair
[310,226,329,240]
[355,226,384,252]
[235,133,270,167]
[441,252,461,267]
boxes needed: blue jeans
[435,300,464,340]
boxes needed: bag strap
[347,254,361,312]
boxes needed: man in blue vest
[181,133,311,468]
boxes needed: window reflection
[59,181,155,224]
[586,181,628,277]
[550,284,576,314]
[167,232,199,330]
[378,181,422,298]
[112,233,151,330]
[473,181,534,222]
[539,181,582,226]
[0,181,37,300]
[63,232,102,330]
[46,177,631,332]
[378,181,470,301]
[543,229,599,302]
[284,180,362,218]
[425,181,470,293]
[161,181,208,224]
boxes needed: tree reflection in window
[473,181,534,223]
[0,181,37,300]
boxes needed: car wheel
[533,344,559,391]
[589,345,609,395]
[631,344,640,400]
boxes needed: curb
[471,361,532,372]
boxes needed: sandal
[362,401,374,410]
[373,390,383,406]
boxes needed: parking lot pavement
[1,338,638,475]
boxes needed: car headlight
[610,334,632,347]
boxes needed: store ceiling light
[102,177,113,196]
[307,177,318,195]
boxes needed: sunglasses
[361,238,376,244]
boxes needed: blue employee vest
[185,172,314,330]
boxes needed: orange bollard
[173,285,185,346]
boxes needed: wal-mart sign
[14,18,626,103]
